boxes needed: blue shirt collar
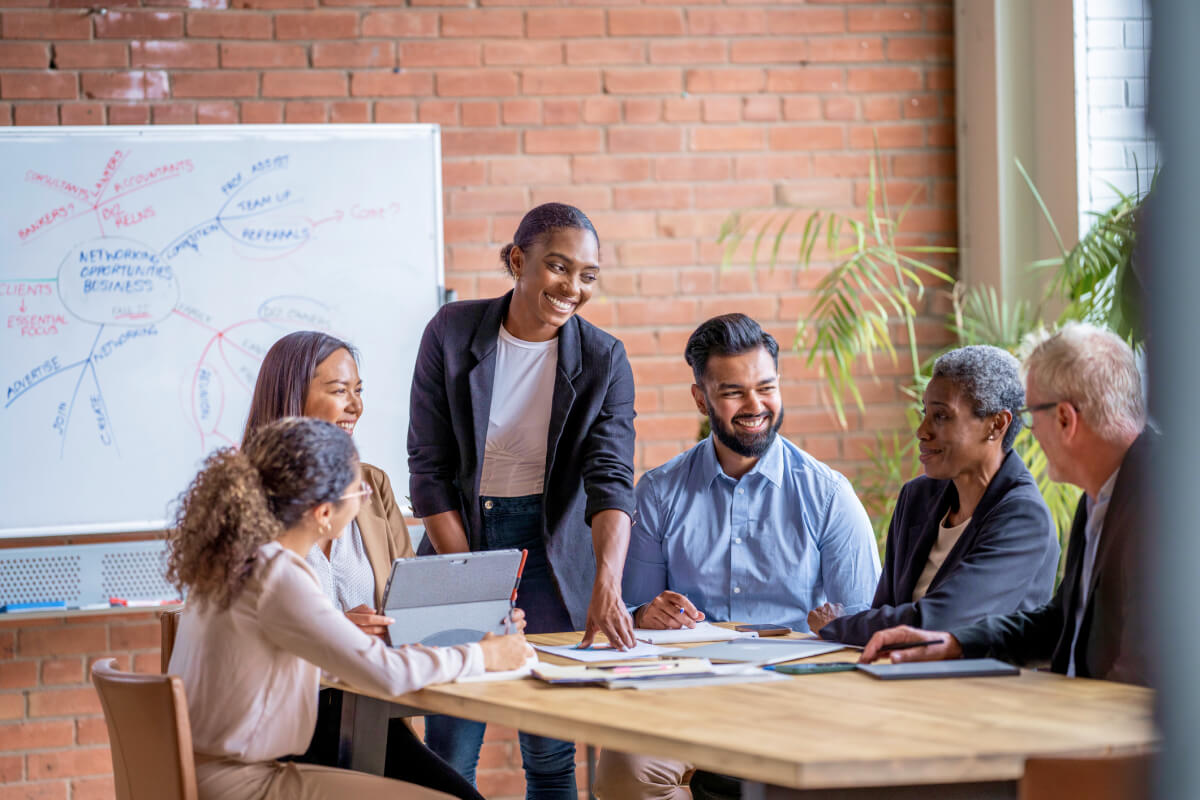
[694,433,785,489]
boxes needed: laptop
[381,549,524,647]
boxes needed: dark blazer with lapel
[954,432,1154,686]
[820,449,1059,646]
[407,292,637,629]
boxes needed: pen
[878,638,945,652]
[506,549,528,635]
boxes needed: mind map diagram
[4,146,411,460]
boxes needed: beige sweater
[169,541,483,762]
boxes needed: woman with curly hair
[167,417,529,800]
[242,332,487,800]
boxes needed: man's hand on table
[633,590,705,630]
[859,625,963,664]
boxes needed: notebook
[856,658,1020,680]
[676,638,848,664]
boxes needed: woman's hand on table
[806,602,844,634]
[480,631,530,671]
[507,607,527,633]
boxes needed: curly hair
[168,417,359,611]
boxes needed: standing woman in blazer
[244,332,484,800]
[409,203,637,798]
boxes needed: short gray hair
[1021,322,1145,442]
[931,345,1025,450]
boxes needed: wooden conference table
[328,629,1158,799]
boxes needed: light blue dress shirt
[623,435,881,632]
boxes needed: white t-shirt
[911,511,972,602]
[479,324,558,497]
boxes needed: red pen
[507,549,528,634]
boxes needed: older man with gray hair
[860,322,1152,686]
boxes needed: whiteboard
[0,125,444,538]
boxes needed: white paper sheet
[634,621,755,645]
[532,641,680,662]
[456,650,540,683]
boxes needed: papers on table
[678,638,849,664]
[532,641,681,662]
[532,658,715,684]
[531,659,789,690]
[634,621,754,645]
[456,650,540,683]
[613,663,789,691]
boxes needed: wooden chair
[160,607,183,674]
[1020,753,1153,800]
[91,657,198,800]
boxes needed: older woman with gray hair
[810,345,1060,646]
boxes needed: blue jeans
[425,494,576,800]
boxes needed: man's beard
[707,401,783,458]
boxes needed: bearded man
[595,313,880,800]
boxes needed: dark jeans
[690,770,744,800]
[295,687,484,800]
[425,494,577,800]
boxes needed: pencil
[878,638,945,652]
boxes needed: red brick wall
[0,1,956,797]
[0,612,161,800]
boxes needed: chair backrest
[91,657,198,800]
[160,607,183,674]
[1020,753,1153,800]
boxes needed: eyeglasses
[340,480,373,501]
[1017,401,1065,427]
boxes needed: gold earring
[320,520,331,535]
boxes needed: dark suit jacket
[407,291,637,628]
[954,432,1153,686]
[820,449,1059,646]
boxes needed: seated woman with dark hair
[167,417,529,800]
[811,345,1060,646]
[242,332,482,800]
[244,330,411,637]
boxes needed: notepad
[675,638,848,664]
[634,621,753,645]
[532,658,717,686]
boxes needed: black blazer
[407,292,637,629]
[820,449,1059,646]
[954,432,1153,686]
